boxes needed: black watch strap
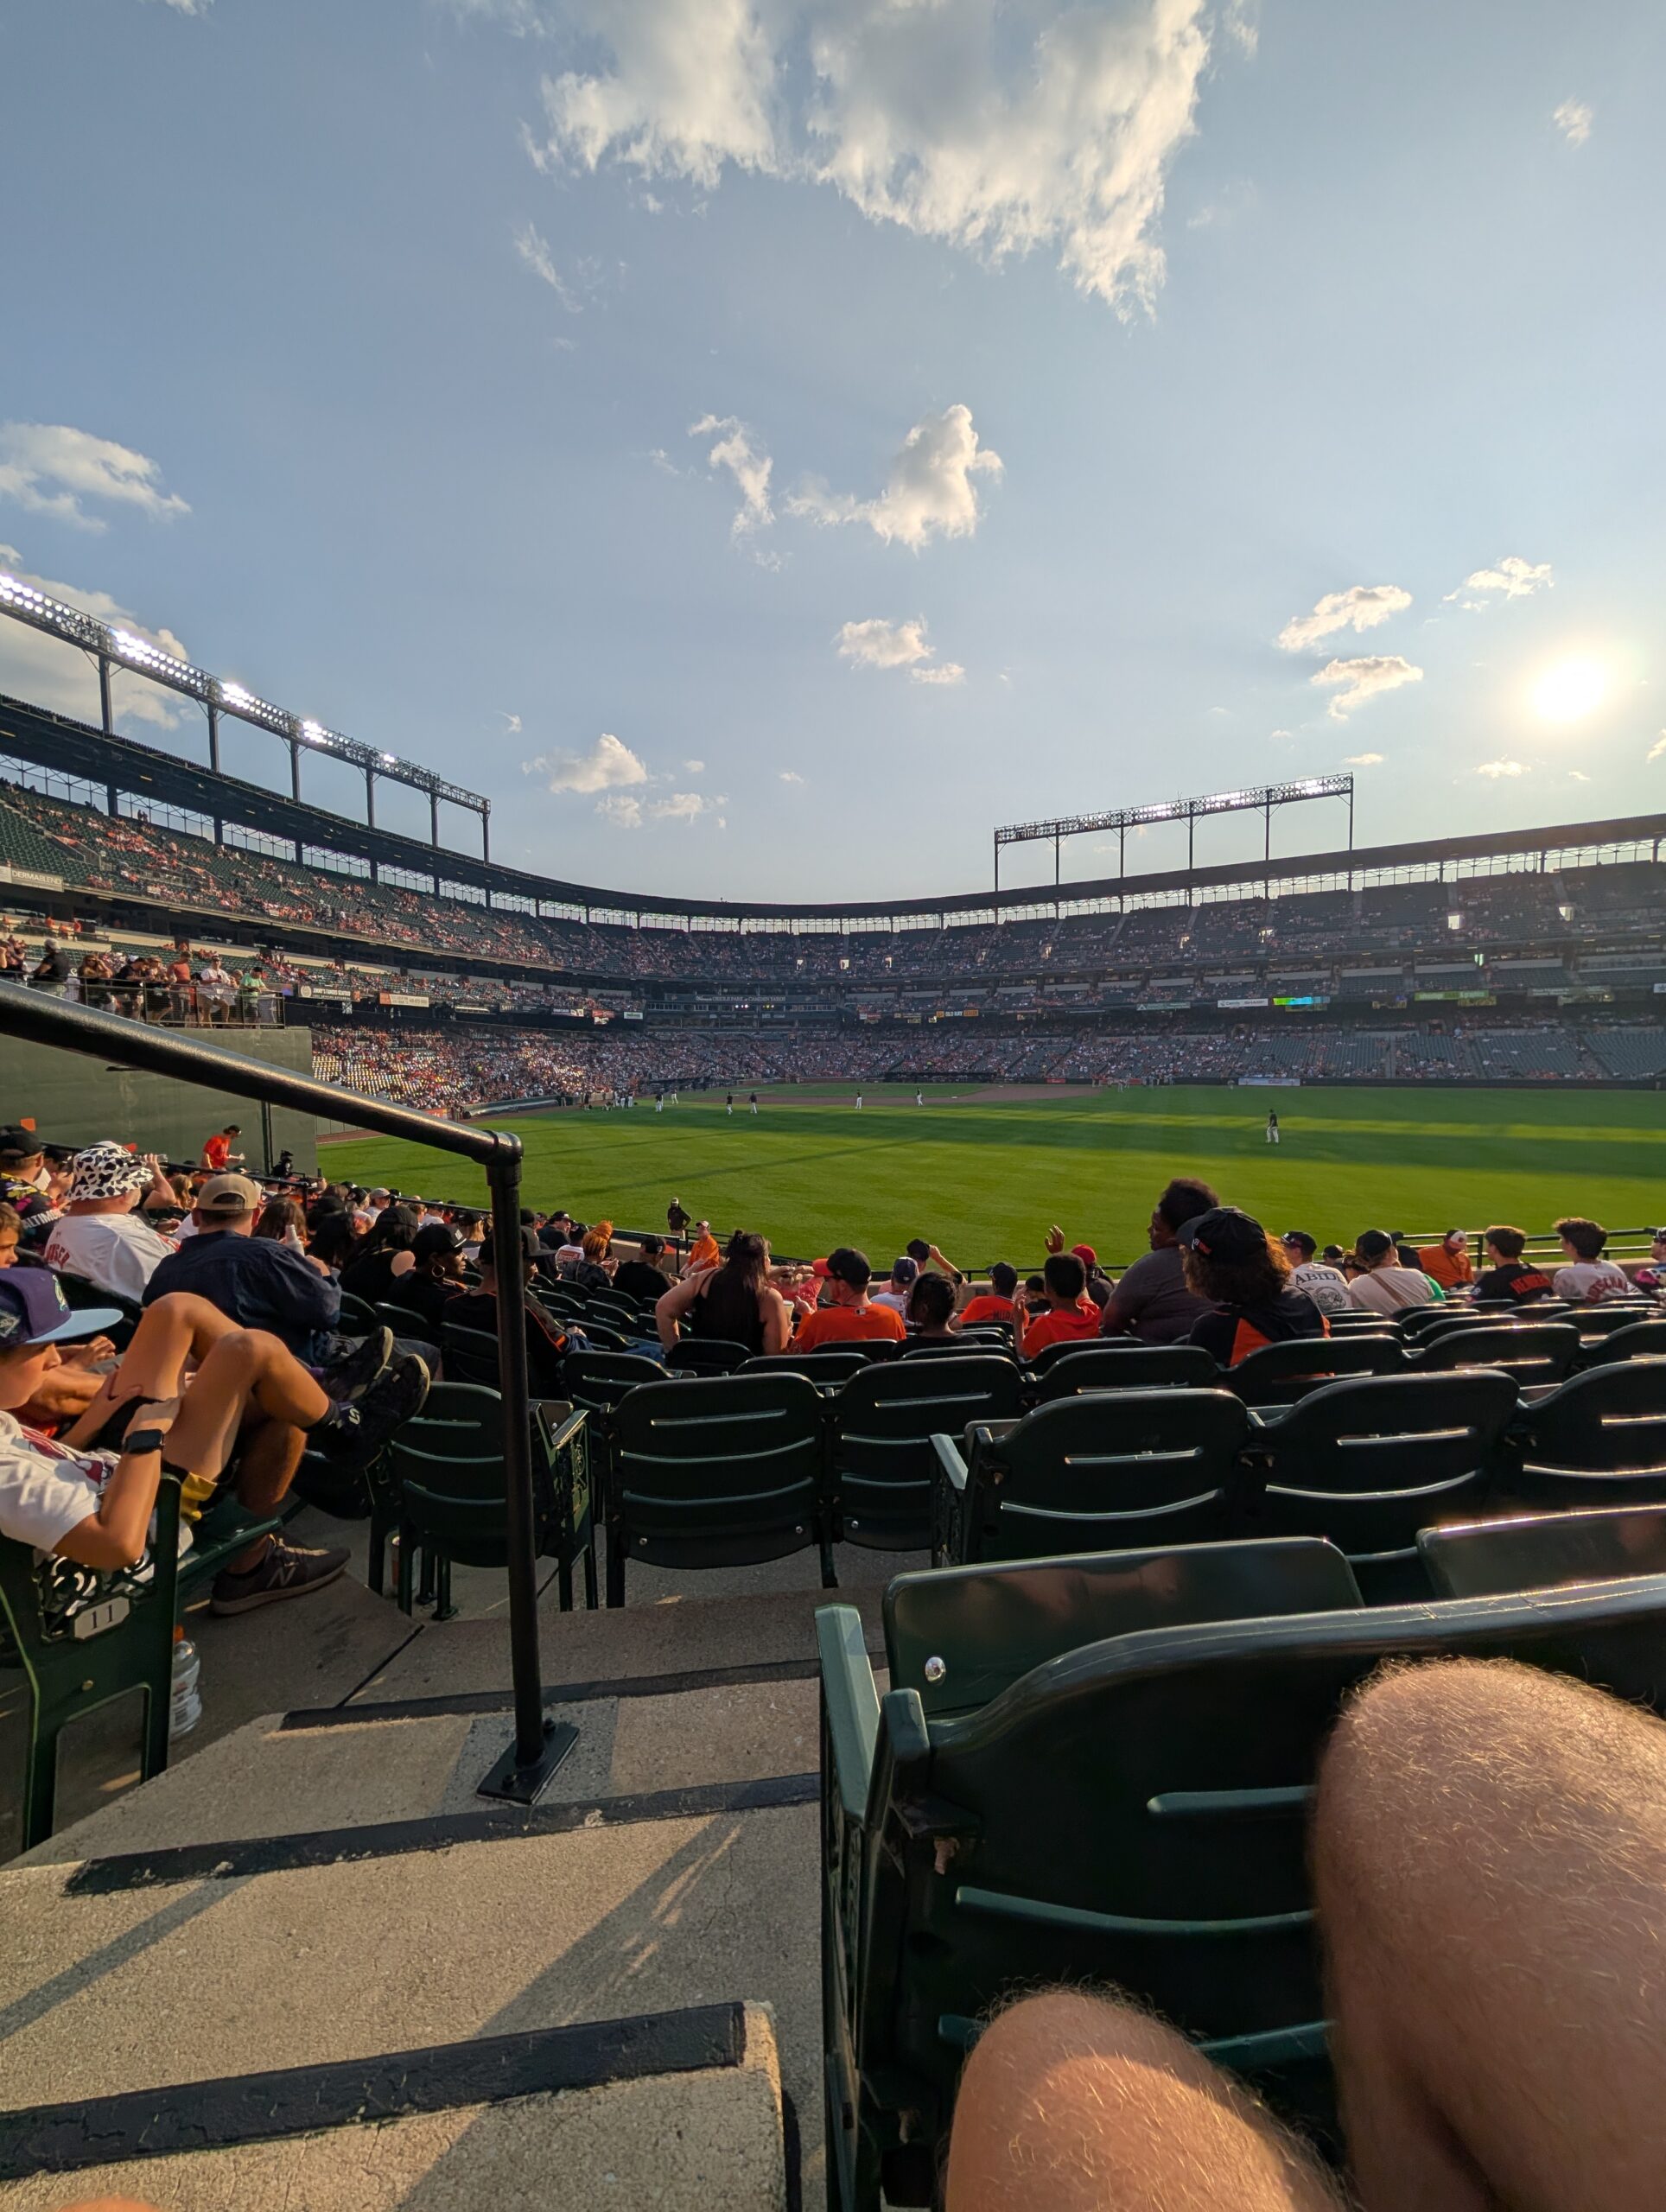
[120,1427,169,1457]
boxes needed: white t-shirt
[870,1287,912,1314]
[1553,1259,1631,1303]
[1347,1266,1435,1313]
[0,1410,118,1553]
[1289,1261,1353,1315]
[44,1211,176,1301]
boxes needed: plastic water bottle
[170,1625,202,1740]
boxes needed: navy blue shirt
[144,1228,341,1361]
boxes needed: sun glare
[1532,657,1610,724]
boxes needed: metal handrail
[0,978,563,1802]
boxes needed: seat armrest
[932,1431,970,1491]
[817,1605,881,1822]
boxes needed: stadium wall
[6,1024,339,1171]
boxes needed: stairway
[0,1548,907,2209]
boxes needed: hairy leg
[157,1329,324,1573]
[945,1992,1345,2212]
[1314,1656,1666,2211]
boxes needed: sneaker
[321,1325,394,1406]
[312,1353,430,1470]
[210,1535,351,1615]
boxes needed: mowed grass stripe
[320,1084,1666,1266]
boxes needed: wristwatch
[120,1427,169,1457]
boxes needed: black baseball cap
[1357,1230,1396,1262]
[1280,1230,1317,1256]
[1178,1207,1269,1263]
[826,1246,872,1290]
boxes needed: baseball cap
[1071,1243,1097,1269]
[1356,1229,1396,1263]
[68,1141,152,1203]
[197,1173,263,1218]
[1177,1207,1269,1263]
[0,1124,45,1161]
[1281,1230,1317,1256]
[0,1271,123,1349]
[369,1187,391,1199]
[412,1223,462,1261]
[826,1246,872,1290]
[811,1257,830,1278]
[891,1256,919,1284]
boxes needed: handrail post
[475,1141,573,1802]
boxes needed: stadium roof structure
[2,691,1664,932]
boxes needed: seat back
[1504,1359,1666,1508]
[611,1372,830,1571]
[1033,1344,1218,1402]
[1026,1332,1112,1376]
[387,1383,556,1570]
[564,1349,669,1414]
[839,1576,1666,2184]
[901,1337,1016,1362]
[1414,1322,1579,1386]
[835,1357,1026,1551]
[1420,1505,1666,1599]
[1568,1302,1657,1338]
[743,1348,873,1384]
[50,1269,143,1351]
[666,1336,753,1375]
[374,1301,432,1342]
[958,1389,1250,1562]
[1582,1318,1666,1367]
[1247,1370,1518,1597]
[440,1320,501,1389]
[882,1538,1363,1719]
[1228,1333,1401,1408]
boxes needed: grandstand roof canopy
[3,692,1664,931]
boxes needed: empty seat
[1420,1504,1666,1599]
[666,1336,753,1376]
[1412,1322,1580,1388]
[744,1348,874,1384]
[607,1371,835,1603]
[834,1356,1025,1551]
[1032,1343,1218,1402]
[1243,1370,1518,1600]
[932,1390,1252,1566]
[1580,1318,1666,1367]
[1228,1332,1401,1408]
[1497,1359,1666,1510]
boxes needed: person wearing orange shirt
[1417,1230,1474,1293]
[1016,1254,1102,1359]
[792,1249,908,1349]
[957,1262,1019,1329]
[200,1125,244,1173]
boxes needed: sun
[1532,657,1610,724]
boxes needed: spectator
[447,1226,569,1396]
[1071,1243,1112,1311]
[1099,1178,1220,1344]
[1551,1217,1633,1303]
[29,938,71,995]
[1474,1225,1556,1305]
[688,1221,721,1271]
[957,1262,1020,1329]
[1181,1207,1328,1363]
[0,1197,117,1427]
[908,1236,965,1292]
[571,1223,616,1295]
[200,1125,244,1173]
[306,1210,359,1278]
[1346,1228,1438,1314]
[1279,1230,1353,1316]
[0,1125,63,1246]
[1017,1253,1101,1358]
[656,1230,792,1356]
[1,1275,419,1611]
[390,1223,467,1336]
[1632,1228,1666,1294]
[908,1272,958,1341]
[340,1204,420,1306]
[871,1256,919,1315]
[143,1174,343,1363]
[792,1249,908,1349]
[253,1196,308,1254]
[1418,1229,1475,1293]
[42,1144,178,1301]
[613,1234,672,1303]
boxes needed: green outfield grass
[318,1083,1665,1268]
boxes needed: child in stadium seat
[1015,1253,1100,1358]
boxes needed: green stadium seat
[1496,1359,1666,1510]
[1419,1504,1666,1599]
[1577,1318,1666,1366]
[1227,1332,1402,1408]
[1567,1302,1656,1337]
[50,1269,143,1353]
[337,1290,380,1334]
[606,1371,835,1604]
[743,1348,874,1384]
[833,1355,1025,1551]
[900,1337,1017,1363]
[1411,1322,1580,1387]
[439,1319,502,1389]
[1032,1343,1218,1402]
[818,1567,1666,2209]
[1242,1370,1517,1600]
[666,1337,752,1375]
[932,1389,1251,1567]
[1025,1334,1119,1377]
[386,1382,597,1618]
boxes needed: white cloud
[0,544,191,728]
[650,791,709,823]
[512,221,582,309]
[1648,734,1666,764]
[529,0,1221,315]
[1311,654,1423,720]
[684,759,705,772]
[1276,584,1411,653]
[1554,99,1593,146]
[689,413,773,539]
[524,730,648,793]
[912,661,965,686]
[1446,555,1555,610]
[595,792,643,827]
[151,0,213,12]
[779,770,804,783]
[499,711,523,734]
[1344,752,1383,766]
[792,404,1001,549]
[0,423,188,532]
[836,616,932,671]
[1567,770,1591,782]
[1475,758,1529,779]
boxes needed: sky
[1,0,1663,903]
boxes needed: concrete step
[0,2000,787,2212]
